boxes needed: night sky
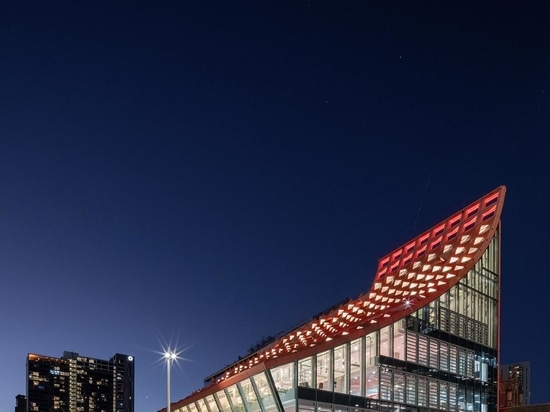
[1,1,549,412]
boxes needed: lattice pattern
[217,186,506,381]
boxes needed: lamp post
[165,350,177,412]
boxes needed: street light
[164,350,177,412]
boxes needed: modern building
[15,394,27,412]
[500,363,530,406]
[161,186,506,412]
[26,351,134,412]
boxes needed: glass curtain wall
[177,233,499,412]
[177,371,282,412]
[300,233,496,412]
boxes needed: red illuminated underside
[216,186,506,382]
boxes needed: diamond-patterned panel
[216,186,506,383]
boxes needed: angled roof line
[210,186,506,384]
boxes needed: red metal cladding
[213,186,506,383]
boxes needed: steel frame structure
[166,185,506,409]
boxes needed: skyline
[1,2,549,412]
[3,182,542,411]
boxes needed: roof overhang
[165,185,506,411]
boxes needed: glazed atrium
[162,186,506,412]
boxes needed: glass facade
[168,188,505,412]
[171,231,499,412]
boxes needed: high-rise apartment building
[160,186,506,412]
[26,351,134,412]
[500,362,530,406]
[15,394,27,412]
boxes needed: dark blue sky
[1,1,548,412]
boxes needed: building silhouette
[26,351,134,412]
[15,394,27,412]
[160,186,506,412]
[500,363,530,406]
